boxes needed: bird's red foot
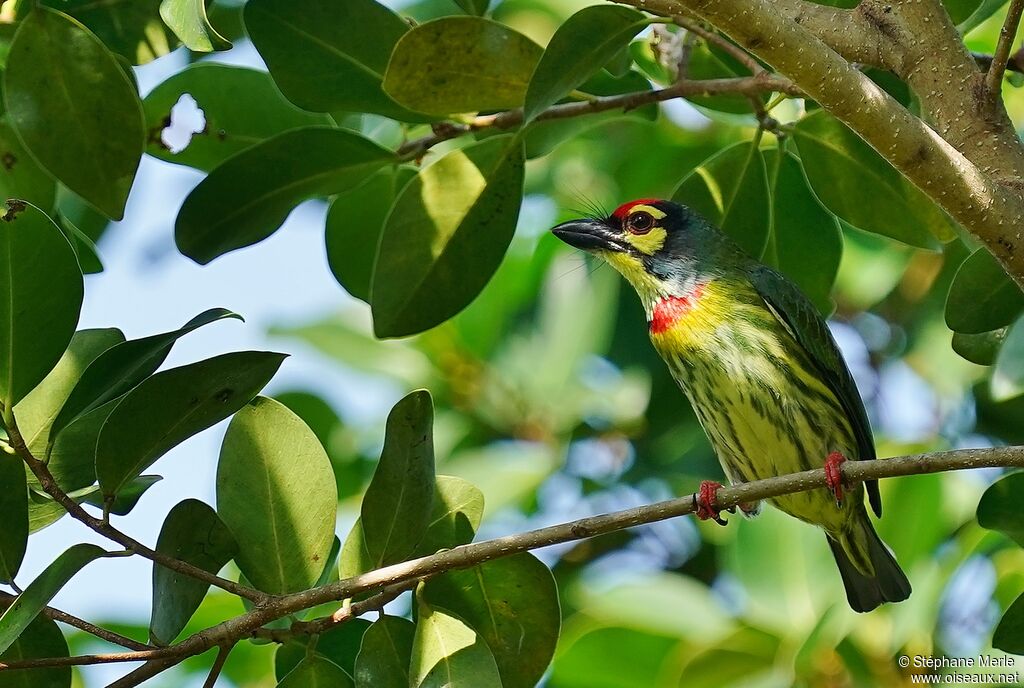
[824,451,847,507]
[694,480,728,525]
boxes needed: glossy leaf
[422,553,559,688]
[278,655,354,688]
[0,544,107,654]
[685,42,764,115]
[14,328,124,458]
[994,591,1024,654]
[362,390,435,568]
[326,167,416,303]
[371,135,525,337]
[4,8,144,219]
[0,615,70,688]
[150,499,237,646]
[176,127,396,265]
[354,616,415,688]
[793,111,952,248]
[454,0,489,14]
[0,456,27,585]
[40,0,175,65]
[416,476,484,556]
[144,64,330,172]
[765,151,842,313]
[383,17,542,116]
[523,5,647,121]
[411,594,502,688]
[244,0,426,120]
[993,317,1024,401]
[952,0,1008,33]
[276,619,369,681]
[0,118,56,210]
[96,351,286,496]
[978,471,1024,547]
[51,308,241,443]
[952,327,1008,366]
[159,0,230,52]
[946,248,1024,334]
[217,397,337,594]
[82,475,162,516]
[0,201,84,410]
[57,214,104,275]
[673,140,771,258]
[45,399,120,496]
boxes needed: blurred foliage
[1,0,1024,686]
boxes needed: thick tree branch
[5,446,1022,675]
[397,74,798,161]
[5,420,267,605]
[609,0,1024,287]
[0,592,151,652]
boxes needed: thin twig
[5,419,268,605]
[396,74,798,160]
[986,0,1024,97]
[202,644,233,688]
[0,592,152,652]
[3,446,1023,674]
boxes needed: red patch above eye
[612,198,660,220]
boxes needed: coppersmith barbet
[551,199,910,612]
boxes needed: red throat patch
[612,198,660,220]
[649,284,706,334]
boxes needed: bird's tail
[827,515,911,613]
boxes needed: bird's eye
[627,211,654,234]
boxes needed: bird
[551,198,910,612]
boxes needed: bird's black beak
[551,218,627,253]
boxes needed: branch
[987,0,1024,98]
[202,644,233,688]
[0,592,151,652]
[6,419,267,605]
[5,446,1022,675]
[396,73,798,160]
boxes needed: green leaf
[50,308,242,443]
[14,328,124,458]
[411,594,502,688]
[0,118,56,211]
[278,655,354,688]
[793,111,952,248]
[96,351,286,496]
[672,140,771,258]
[39,0,176,65]
[946,248,1024,334]
[994,591,1024,654]
[362,390,435,568]
[416,475,484,556]
[354,616,415,688]
[0,615,70,688]
[454,0,490,14]
[159,0,231,52]
[244,0,427,120]
[993,317,1024,401]
[764,151,841,313]
[523,5,647,121]
[175,127,396,265]
[217,397,337,594]
[952,327,1008,366]
[326,167,417,303]
[951,0,1007,33]
[0,201,84,410]
[422,553,558,688]
[143,63,331,172]
[44,399,120,496]
[276,619,369,680]
[56,214,104,275]
[383,17,542,116]
[684,42,765,116]
[371,135,525,337]
[82,475,161,516]
[27,490,69,534]
[978,471,1024,546]
[4,8,144,219]
[0,544,107,654]
[0,456,28,584]
[549,626,677,688]
[150,499,237,646]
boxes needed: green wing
[749,264,882,517]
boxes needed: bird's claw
[824,451,846,507]
[694,480,728,525]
